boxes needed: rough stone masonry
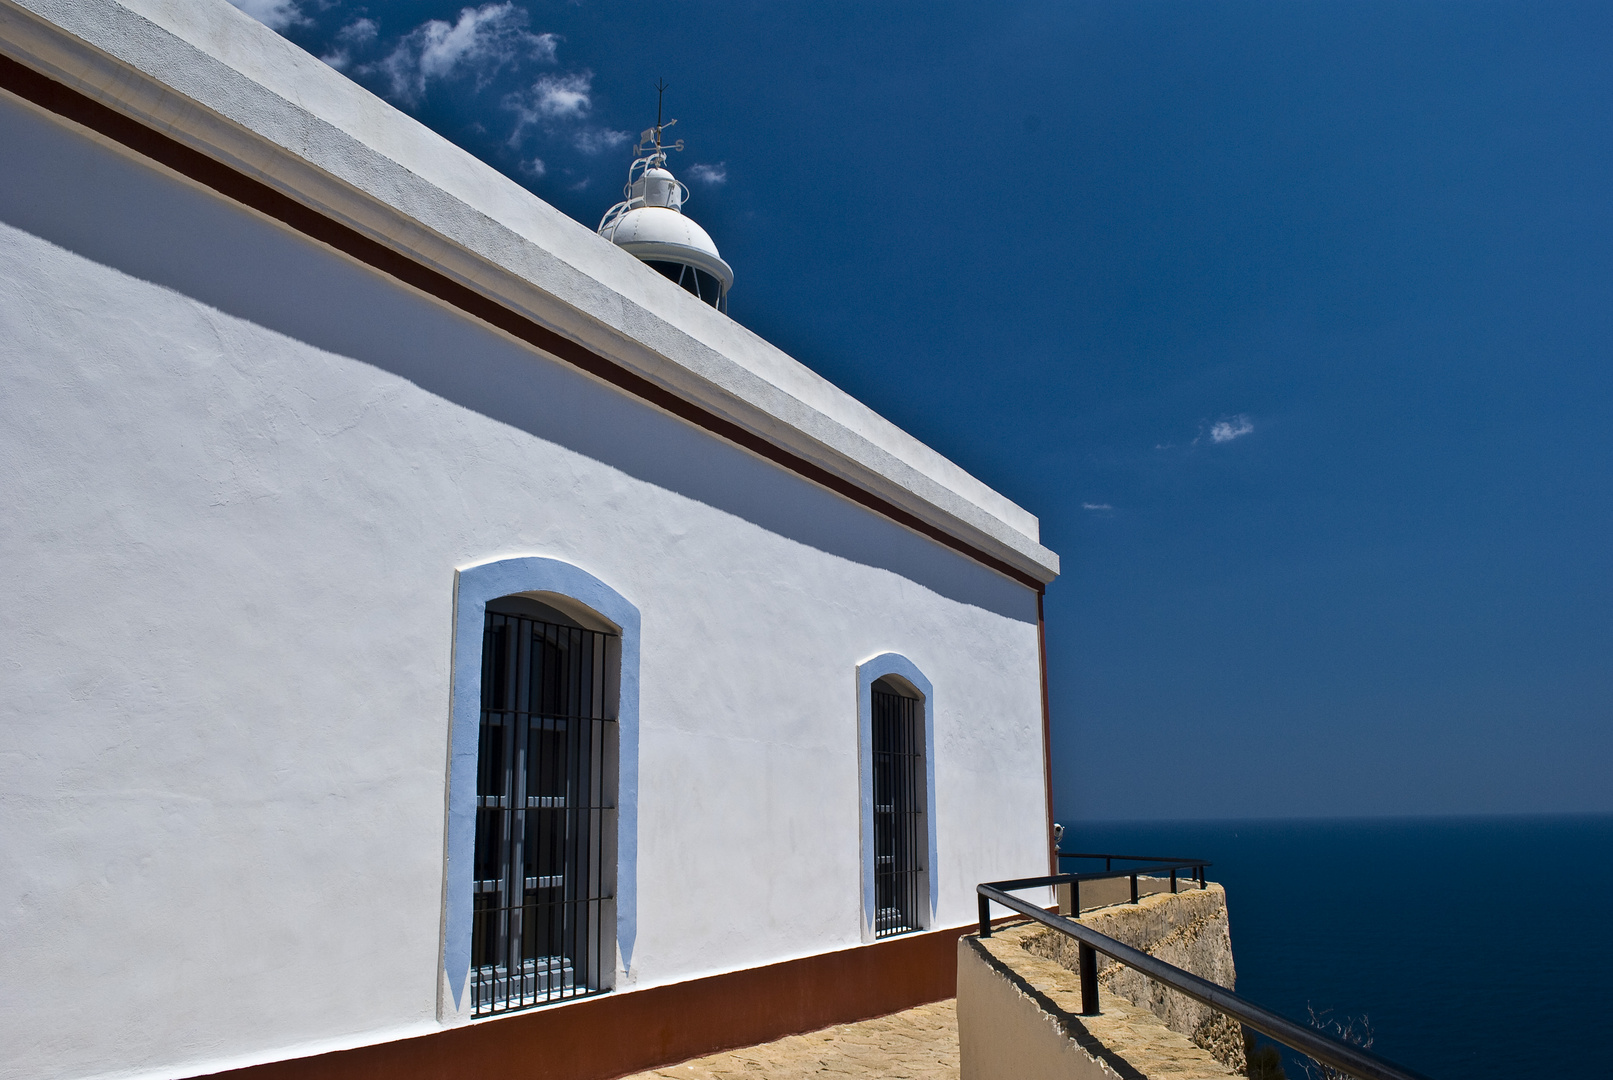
[1022,883,1246,1072]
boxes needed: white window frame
[443,557,640,1019]
[856,653,938,942]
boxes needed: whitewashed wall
[0,93,1047,1080]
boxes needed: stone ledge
[959,921,1237,1080]
[1027,885,1244,1069]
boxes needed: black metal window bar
[871,682,925,937]
[473,610,616,1016]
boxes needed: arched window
[471,595,618,1014]
[445,558,640,1019]
[856,654,937,941]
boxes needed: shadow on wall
[0,95,1034,623]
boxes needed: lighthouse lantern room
[598,103,733,313]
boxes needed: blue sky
[240,0,1613,821]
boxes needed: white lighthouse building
[0,2,1060,1079]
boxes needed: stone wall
[959,925,1237,1080]
[1022,883,1246,1072]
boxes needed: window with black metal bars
[871,682,925,937]
[473,610,616,1015]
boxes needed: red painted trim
[0,53,1047,592]
[196,924,993,1080]
[1037,589,1056,875]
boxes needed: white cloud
[521,158,547,178]
[573,126,631,155]
[373,3,557,104]
[1082,502,1113,511]
[507,72,596,145]
[1208,415,1254,443]
[338,17,380,46]
[228,0,306,31]
[688,162,728,184]
[530,72,592,119]
[320,19,380,71]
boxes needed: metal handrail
[976,875,1433,1080]
[993,865,1204,890]
[1060,850,1209,869]
[1018,852,1210,910]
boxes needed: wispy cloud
[228,0,306,32]
[372,3,557,105]
[321,17,379,71]
[573,126,631,155]
[506,71,597,144]
[1082,502,1113,511]
[530,72,592,118]
[688,162,728,184]
[1208,414,1254,443]
[339,17,380,43]
[245,3,665,189]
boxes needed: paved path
[621,999,960,1080]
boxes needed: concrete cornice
[0,0,1059,584]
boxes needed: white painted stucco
[0,6,1055,1079]
[0,0,1057,585]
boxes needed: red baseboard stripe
[200,923,986,1080]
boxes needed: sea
[1062,815,1613,1079]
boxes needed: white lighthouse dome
[604,205,732,284]
[598,117,732,312]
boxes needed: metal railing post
[1079,942,1099,1016]
[1072,879,1079,915]
[1130,873,1138,904]
[1170,868,1178,893]
[978,893,992,938]
[975,876,1433,1080]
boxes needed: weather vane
[636,77,683,160]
